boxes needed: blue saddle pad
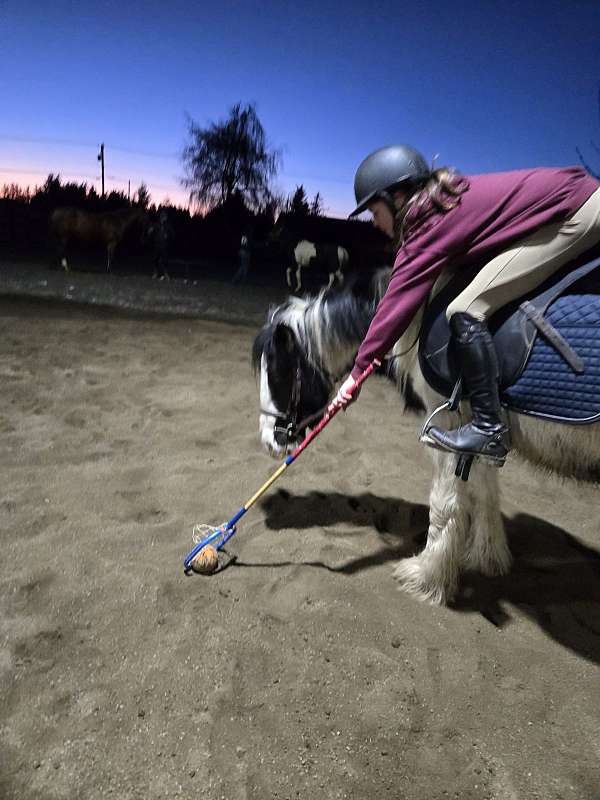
[503,294,600,423]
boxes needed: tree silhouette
[285,185,324,217]
[181,102,281,212]
[310,191,324,217]
[29,174,90,211]
[135,182,151,209]
[1,183,31,201]
[576,87,600,180]
[287,184,310,216]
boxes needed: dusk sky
[2,0,599,217]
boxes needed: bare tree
[181,102,281,212]
[135,182,151,209]
[576,87,600,180]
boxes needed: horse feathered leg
[58,238,69,271]
[394,447,471,604]
[326,272,335,289]
[286,267,293,288]
[295,266,302,292]
[464,464,512,576]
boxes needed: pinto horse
[286,239,349,292]
[253,269,600,605]
[50,206,150,272]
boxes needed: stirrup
[419,380,476,482]
[419,379,462,451]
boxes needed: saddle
[418,246,600,425]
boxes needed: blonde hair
[393,167,469,249]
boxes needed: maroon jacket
[351,167,599,379]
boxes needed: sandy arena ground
[1,273,599,799]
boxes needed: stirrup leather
[419,378,462,451]
[419,380,508,481]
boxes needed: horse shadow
[454,513,600,663]
[247,489,600,664]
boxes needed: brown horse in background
[50,206,150,272]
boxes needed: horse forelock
[253,305,331,429]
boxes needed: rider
[330,144,600,464]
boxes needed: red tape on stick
[289,359,380,459]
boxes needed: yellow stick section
[244,462,289,510]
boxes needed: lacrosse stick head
[184,523,236,575]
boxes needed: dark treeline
[0,173,390,282]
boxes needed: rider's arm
[350,245,450,379]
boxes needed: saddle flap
[419,248,600,397]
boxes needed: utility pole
[97,143,105,197]
[128,180,131,202]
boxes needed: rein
[260,359,338,443]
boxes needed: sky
[1,0,599,217]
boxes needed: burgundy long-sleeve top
[350,167,599,379]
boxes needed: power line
[0,133,350,184]
[0,134,180,160]
[0,134,95,150]
[0,166,186,196]
[106,143,180,160]
[0,165,100,180]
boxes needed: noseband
[261,358,332,444]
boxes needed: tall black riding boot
[425,313,511,464]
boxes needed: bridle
[260,329,424,446]
[260,357,333,445]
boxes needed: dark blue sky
[2,0,599,215]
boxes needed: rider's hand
[328,374,361,414]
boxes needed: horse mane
[253,268,391,378]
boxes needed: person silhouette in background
[232,229,252,284]
[152,208,172,281]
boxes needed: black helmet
[349,144,430,218]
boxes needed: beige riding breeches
[446,186,600,320]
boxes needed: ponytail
[393,167,469,249]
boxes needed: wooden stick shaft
[244,461,289,509]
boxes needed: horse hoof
[392,556,455,605]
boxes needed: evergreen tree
[287,185,310,216]
[310,191,324,216]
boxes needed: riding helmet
[349,144,430,217]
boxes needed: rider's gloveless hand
[328,374,361,413]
